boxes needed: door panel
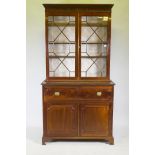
[80,103,110,136]
[47,15,77,78]
[46,102,78,136]
[80,15,109,78]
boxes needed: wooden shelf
[49,56,75,58]
[81,56,107,58]
[81,42,108,44]
[49,56,106,58]
[48,42,75,44]
[48,42,108,44]
[48,22,75,27]
[48,22,108,27]
[81,23,108,27]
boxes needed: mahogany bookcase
[42,4,115,145]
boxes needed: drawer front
[43,86,113,101]
[78,86,113,100]
[43,86,78,100]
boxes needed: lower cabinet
[44,101,111,137]
[42,84,114,145]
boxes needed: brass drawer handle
[54,92,60,96]
[97,92,102,96]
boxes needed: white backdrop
[27,0,128,149]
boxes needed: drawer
[78,86,113,100]
[43,86,78,100]
[43,86,113,101]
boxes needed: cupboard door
[46,102,78,136]
[47,15,77,78]
[80,15,110,79]
[80,103,110,136]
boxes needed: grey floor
[27,127,128,155]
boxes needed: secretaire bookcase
[42,4,115,145]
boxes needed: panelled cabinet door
[80,103,110,137]
[46,102,78,136]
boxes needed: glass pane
[48,16,75,77]
[81,58,106,77]
[48,44,75,56]
[49,58,75,77]
[81,44,107,56]
[81,16,108,77]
